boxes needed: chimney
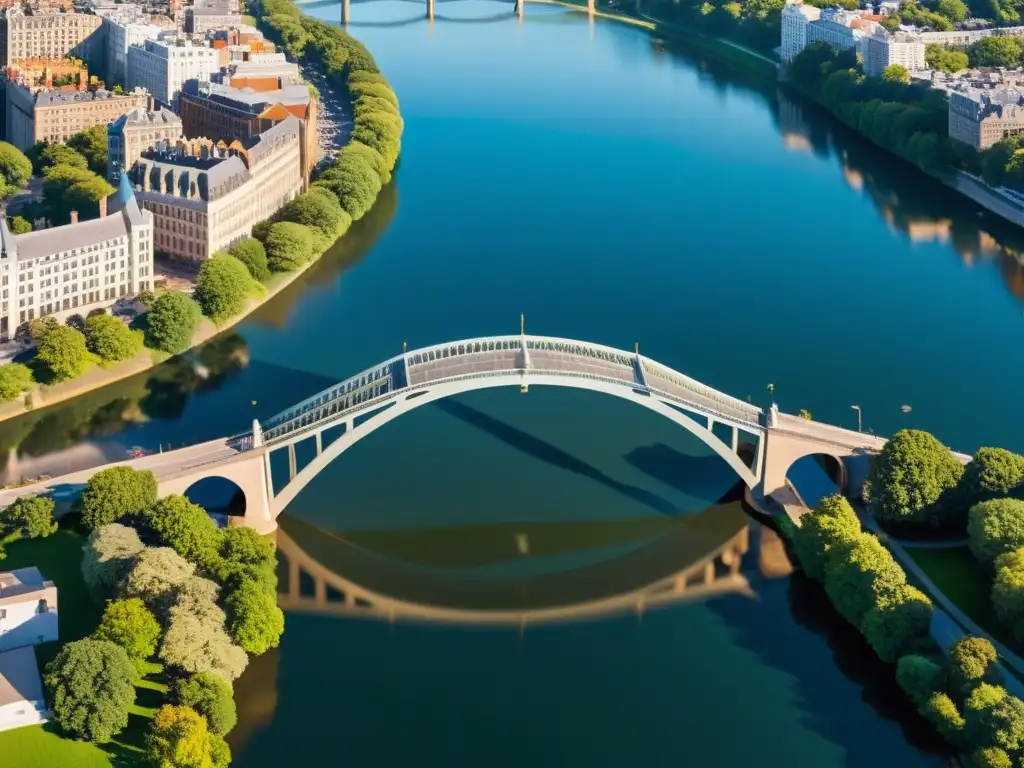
[69,210,78,224]
[98,197,107,219]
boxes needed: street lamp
[851,404,862,433]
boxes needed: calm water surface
[9,2,1024,763]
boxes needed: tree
[971,748,1013,768]
[138,290,156,307]
[45,639,136,742]
[145,291,203,354]
[968,36,1024,69]
[0,494,56,540]
[881,64,910,85]
[865,429,964,526]
[29,315,59,343]
[0,363,33,402]
[925,43,969,73]
[791,494,863,581]
[992,549,1024,639]
[30,142,88,175]
[921,691,965,746]
[121,546,195,616]
[194,255,258,324]
[169,672,237,736]
[263,221,319,272]
[36,325,90,381]
[968,499,1024,564]
[66,314,85,332]
[67,125,109,176]
[159,607,248,681]
[147,705,231,768]
[80,466,157,529]
[228,239,270,282]
[959,448,1024,509]
[85,313,143,362]
[896,654,945,706]
[224,576,285,655]
[145,495,221,571]
[316,152,382,221]
[936,0,969,21]
[0,142,31,199]
[81,523,145,602]
[823,534,907,627]
[7,215,31,234]
[217,526,276,586]
[964,683,1024,755]
[948,636,1002,697]
[41,164,113,224]
[276,189,351,238]
[93,597,161,672]
[860,584,933,662]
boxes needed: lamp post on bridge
[851,404,862,433]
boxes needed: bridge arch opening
[785,454,846,508]
[183,476,246,521]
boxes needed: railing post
[251,419,263,449]
[287,444,297,481]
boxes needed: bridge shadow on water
[433,399,680,515]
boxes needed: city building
[0,180,154,335]
[5,85,149,150]
[185,0,241,33]
[863,31,925,77]
[0,8,104,68]
[214,53,300,89]
[806,18,860,52]
[0,568,57,653]
[919,25,1024,46]
[128,116,305,261]
[107,105,183,181]
[103,15,163,86]
[781,0,820,63]
[949,84,1024,149]
[126,37,218,109]
[178,79,317,178]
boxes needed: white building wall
[781,1,821,62]
[127,40,217,109]
[0,698,47,733]
[0,599,57,652]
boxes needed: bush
[29,142,87,176]
[948,636,1002,697]
[228,238,271,282]
[159,606,248,681]
[823,534,906,628]
[896,654,945,706]
[93,597,161,672]
[145,494,221,571]
[224,575,285,655]
[859,584,933,663]
[315,152,381,221]
[41,163,114,224]
[145,291,203,354]
[216,526,276,587]
[194,254,259,324]
[45,639,136,742]
[67,124,108,176]
[137,290,155,307]
[791,494,862,581]
[81,523,145,602]
[0,141,32,198]
[169,672,237,736]
[7,215,31,234]
[120,546,195,617]
[964,683,1024,755]
[0,362,33,402]
[276,189,350,239]
[969,499,1024,564]
[85,313,143,362]
[865,429,964,526]
[0,494,56,540]
[80,466,157,529]
[958,448,1024,509]
[972,747,1014,768]
[147,705,231,768]
[921,691,965,746]
[992,548,1024,638]
[263,221,319,271]
[36,325,90,381]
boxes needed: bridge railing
[641,358,763,428]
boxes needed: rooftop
[0,646,44,709]
[36,87,146,107]
[0,567,46,600]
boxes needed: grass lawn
[904,545,1019,650]
[0,527,166,767]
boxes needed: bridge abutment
[515,0,523,17]
[427,0,435,19]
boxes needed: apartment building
[949,85,1024,149]
[126,37,218,109]
[863,31,926,77]
[5,85,149,150]
[103,15,163,86]
[781,1,820,63]
[107,105,183,182]
[0,8,104,68]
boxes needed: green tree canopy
[120,546,195,617]
[160,604,248,681]
[146,704,231,768]
[276,189,351,239]
[968,36,1024,68]
[791,494,863,581]
[6,215,31,234]
[959,448,1024,509]
[0,494,56,541]
[263,221,319,272]
[67,124,109,176]
[169,672,237,736]
[896,654,946,706]
[921,691,965,746]
[926,44,969,73]
[81,523,145,602]
[964,683,1024,755]
[145,494,221,571]
[29,142,88,175]
[0,142,32,199]
[228,238,270,282]
[866,429,964,526]
[936,0,969,20]
[80,466,157,529]
[224,575,285,655]
[823,533,907,627]
[194,254,259,324]
[992,548,1024,639]
[41,163,113,224]
[93,597,161,672]
[860,584,933,662]
[36,325,90,381]
[0,362,33,402]
[316,152,382,221]
[949,636,1003,697]
[972,747,1014,768]
[216,526,276,588]
[45,639,136,743]
[145,291,203,354]
[881,64,910,85]
[968,499,1024,564]
[85,313,143,362]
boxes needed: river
[9,1,1024,763]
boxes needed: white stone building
[126,37,218,109]
[0,646,48,732]
[0,568,57,653]
[863,31,926,77]
[104,16,163,87]
[781,0,820,63]
[0,179,153,337]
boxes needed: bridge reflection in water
[274,500,788,628]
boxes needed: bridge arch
[269,373,762,516]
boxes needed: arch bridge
[0,333,902,533]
